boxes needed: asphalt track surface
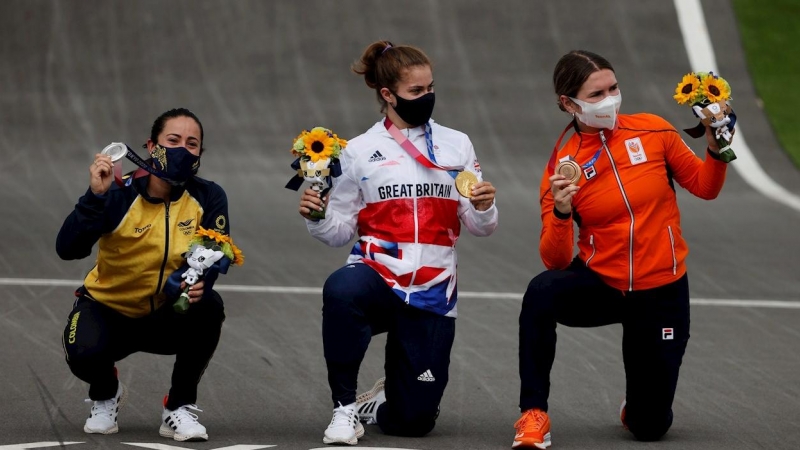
[1,1,799,449]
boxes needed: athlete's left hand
[470,181,496,211]
[705,124,735,153]
[180,280,205,303]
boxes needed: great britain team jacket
[57,175,230,318]
[539,113,728,291]
[307,119,498,317]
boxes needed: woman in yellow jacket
[513,50,732,449]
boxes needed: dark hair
[146,107,205,154]
[553,50,615,111]
[352,40,432,113]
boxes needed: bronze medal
[556,159,581,184]
[455,171,478,198]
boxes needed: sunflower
[332,133,348,154]
[299,128,336,163]
[291,127,347,161]
[188,227,245,266]
[673,73,701,105]
[230,243,245,266]
[194,227,230,245]
[700,74,731,103]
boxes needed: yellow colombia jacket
[57,175,230,318]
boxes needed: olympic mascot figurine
[175,244,225,312]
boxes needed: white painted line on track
[0,443,83,450]
[2,278,799,309]
[674,0,800,212]
[122,444,274,450]
[309,448,420,450]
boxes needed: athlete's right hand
[299,187,327,220]
[549,174,580,215]
[90,153,114,195]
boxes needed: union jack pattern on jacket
[307,119,498,317]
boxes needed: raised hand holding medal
[547,131,582,215]
[89,146,117,195]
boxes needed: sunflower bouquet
[673,71,737,162]
[174,227,244,313]
[284,127,348,220]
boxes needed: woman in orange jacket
[512,50,733,449]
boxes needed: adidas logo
[368,150,386,162]
[358,400,379,416]
[417,369,435,382]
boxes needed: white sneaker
[84,382,128,434]
[323,402,365,445]
[356,377,386,425]
[159,401,208,442]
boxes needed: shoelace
[85,397,117,420]
[169,404,203,424]
[515,409,547,431]
[329,403,357,427]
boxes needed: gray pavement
[1,1,798,449]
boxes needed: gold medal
[455,171,478,198]
[556,159,581,184]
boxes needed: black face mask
[391,91,435,127]
[151,144,200,184]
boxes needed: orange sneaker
[512,408,551,449]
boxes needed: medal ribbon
[384,118,460,178]
[111,144,186,187]
[547,121,603,175]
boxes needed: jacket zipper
[585,234,596,267]
[600,131,636,291]
[406,129,420,302]
[152,202,171,312]
[667,225,677,275]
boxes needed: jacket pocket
[667,226,677,275]
[585,234,596,267]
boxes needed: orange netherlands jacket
[539,113,728,291]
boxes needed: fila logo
[368,150,386,162]
[662,328,674,340]
[583,165,597,180]
[625,137,648,165]
[134,223,152,233]
[417,369,435,382]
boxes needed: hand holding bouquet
[284,127,347,220]
[674,71,737,163]
[174,227,244,313]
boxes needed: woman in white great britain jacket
[299,40,498,445]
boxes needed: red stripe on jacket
[358,197,460,246]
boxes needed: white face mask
[570,92,622,130]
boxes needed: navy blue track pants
[519,259,690,441]
[63,291,225,410]
[323,263,455,437]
